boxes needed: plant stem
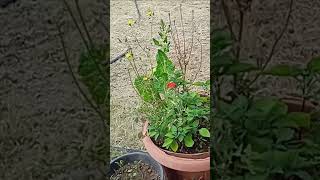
[74,0,93,47]
[57,24,107,130]
[243,0,294,91]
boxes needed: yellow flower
[143,76,148,81]
[127,18,135,26]
[146,8,154,17]
[125,51,134,61]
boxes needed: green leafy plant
[213,96,320,179]
[124,10,210,153]
[212,0,320,179]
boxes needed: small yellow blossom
[146,8,154,17]
[125,51,134,61]
[127,18,135,27]
[143,76,148,81]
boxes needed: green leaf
[307,56,320,73]
[78,47,107,105]
[148,131,157,137]
[165,132,174,138]
[287,112,311,128]
[199,128,210,138]
[192,120,200,127]
[170,140,179,152]
[153,50,175,91]
[153,38,160,46]
[134,76,159,102]
[264,64,302,77]
[183,134,194,147]
[275,128,294,143]
[162,138,173,148]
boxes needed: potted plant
[109,152,166,180]
[122,8,211,180]
[212,1,320,178]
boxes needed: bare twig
[133,0,141,21]
[221,0,237,41]
[74,0,93,47]
[246,0,294,89]
[109,48,131,64]
[169,13,184,71]
[190,38,203,84]
[62,0,89,51]
[63,0,107,83]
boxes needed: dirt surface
[110,160,160,180]
[0,0,107,179]
[212,0,320,99]
[110,0,210,150]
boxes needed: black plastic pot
[109,152,166,180]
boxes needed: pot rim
[142,121,210,172]
[109,151,165,179]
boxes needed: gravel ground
[0,0,107,179]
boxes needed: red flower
[167,82,176,89]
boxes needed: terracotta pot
[142,121,210,180]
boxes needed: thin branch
[74,0,93,47]
[133,0,141,21]
[191,38,203,84]
[109,48,131,64]
[63,0,108,83]
[62,0,89,51]
[57,24,107,129]
[221,0,237,41]
[169,13,183,71]
[246,0,294,89]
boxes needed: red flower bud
[167,82,176,89]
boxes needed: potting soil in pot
[110,160,160,180]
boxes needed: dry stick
[179,4,187,59]
[62,0,89,51]
[133,0,141,21]
[234,0,245,90]
[109,48,131,64]
[134,37,153,70]
[221,0,237,41]
[57,25,107,130]
[74,0,93,47]
[246,0,294,89]
[169,13,183,71]
[190,38,203,84]
[186,10,195,66]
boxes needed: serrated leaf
[225,63,257,75]
[264,64,302,77]
[199,128,210,137]
[170,140,179,152]
[184,134,194,147]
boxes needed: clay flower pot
[142,121,210,180]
